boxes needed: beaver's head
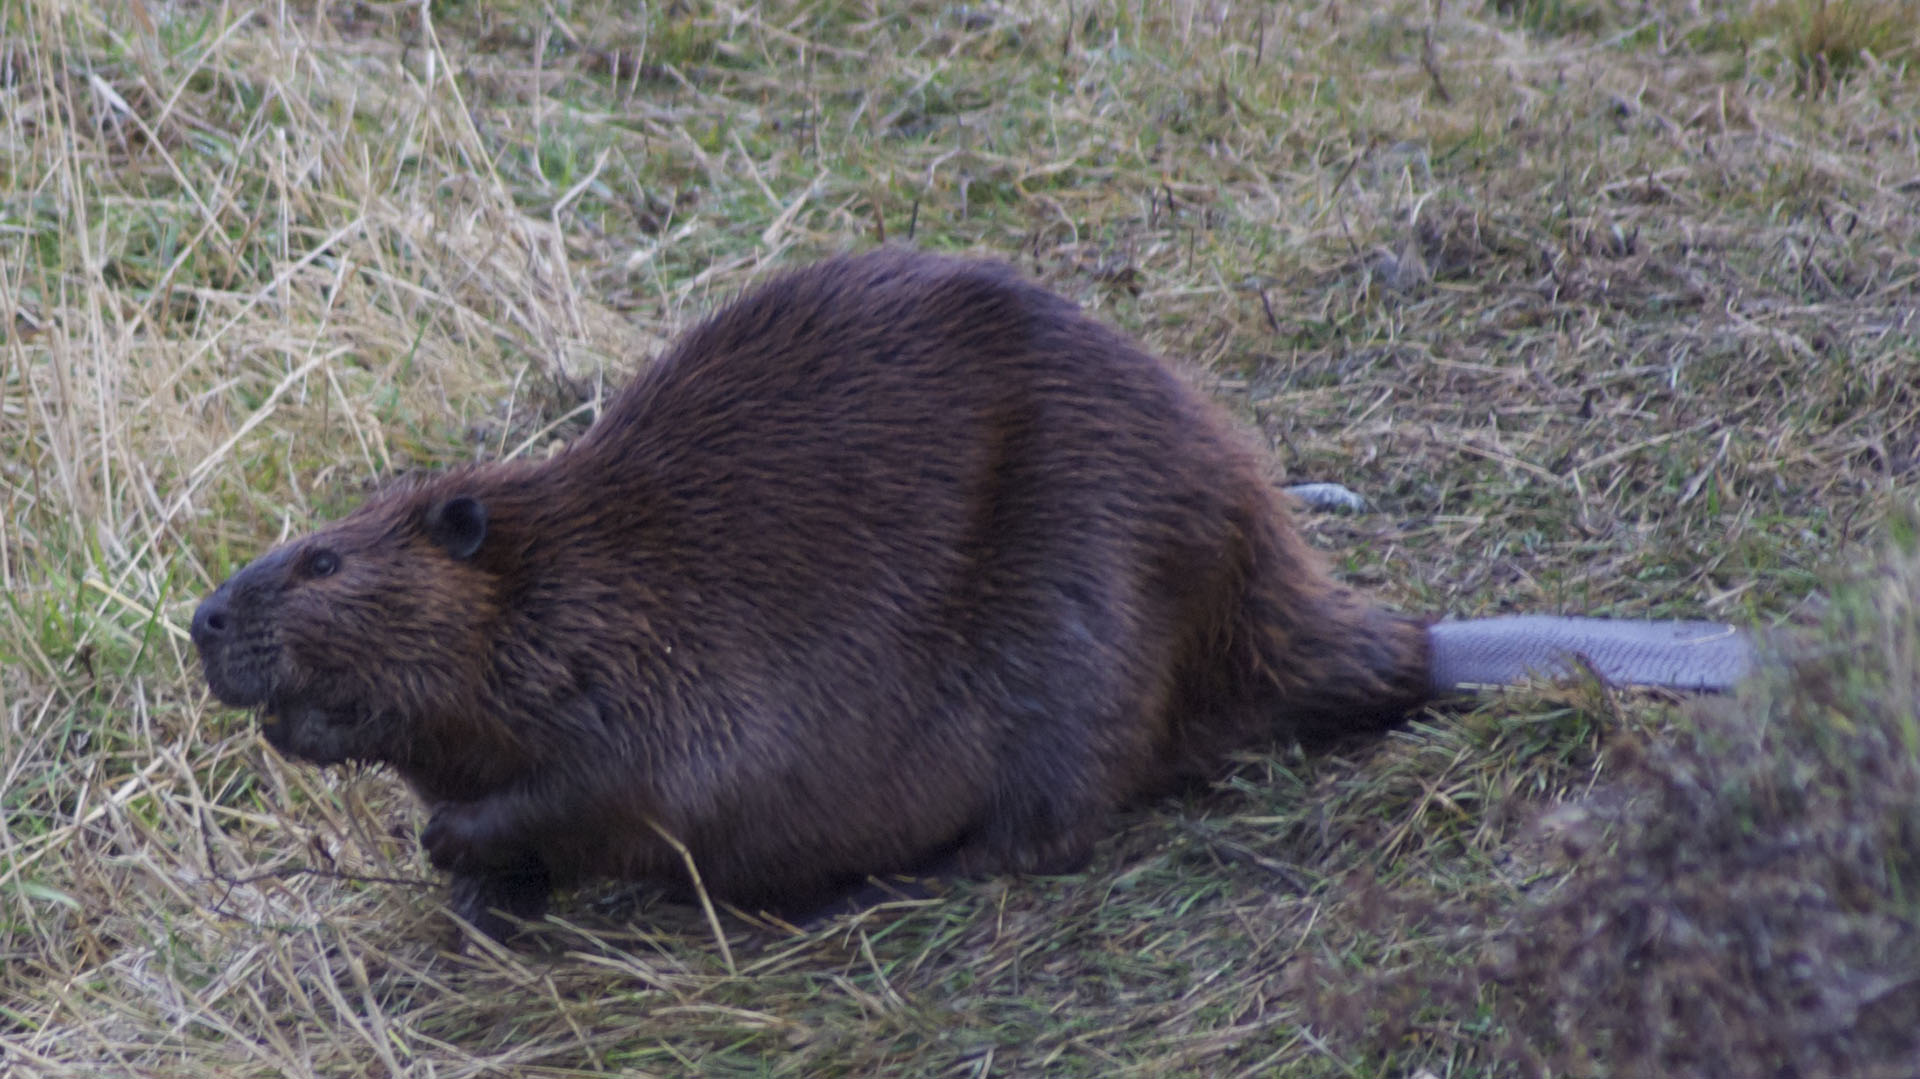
[192,487,506,775]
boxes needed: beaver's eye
[306,549,340,578]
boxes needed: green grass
[3,0,1919,1075]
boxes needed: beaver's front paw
[422,799,528,874]
[448,870,552,940]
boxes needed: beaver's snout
[191,576,275,709]
[190,586,231,652]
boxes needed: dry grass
[2,0,1917,1075]
[1743,0,1920,93]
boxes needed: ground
[3,1,1919,1076]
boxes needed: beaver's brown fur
[191,248,1431,935]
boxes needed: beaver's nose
[190,590,232,651]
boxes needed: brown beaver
[191,248,1747,936]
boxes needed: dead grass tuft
[1746,0,1920,95]
[1310,526,1920,1076]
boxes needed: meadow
[4,0,1919,1075]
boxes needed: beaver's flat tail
[1427,615,1753,695]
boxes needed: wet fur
[193,249,1431,934]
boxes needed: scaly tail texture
[1427,616,1752,695]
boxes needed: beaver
[191,247,1749,936]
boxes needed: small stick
[645,817,736,975]
[1421,26,1452,103]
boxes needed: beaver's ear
[425,495,488,561]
